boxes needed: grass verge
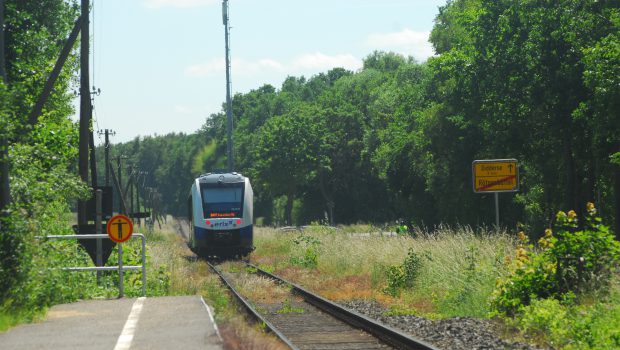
[250,224,620,348]
[252,225,513,318]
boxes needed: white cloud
[366,29,434,62]
[185,58,225,77]
[235,59,285,76]
[175,105,193,114]
[143,0,218,9]
[185,52,362,78]
[292,52,362,72]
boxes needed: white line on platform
[114,297,146,350]
[201,296,222,341]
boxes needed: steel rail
[206,262,299,350]
[250,264,439,350]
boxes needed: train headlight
[236,219,241,225]
[205,219,212,225]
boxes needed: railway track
[208,261,438,350]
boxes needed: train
[187,172,254,258]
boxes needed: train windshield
[200,182,244,219]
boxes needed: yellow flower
[544,228,553,237]
[538,237,548,248]
[518,231,527,242]
[586,202,597,216]
[516,247,528,261]
[567,210,577,220]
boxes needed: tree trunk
[318,172,335,225]
[285,190,294,226]
[563,132,577,212]
[614,165,620,241]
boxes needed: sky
[81,0,448,145]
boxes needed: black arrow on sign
[114,220,127,240]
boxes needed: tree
[251,109,328,225]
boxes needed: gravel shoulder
[341,300,546,350]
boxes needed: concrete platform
[0,296,223,350]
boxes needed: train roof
[197,172,246,184]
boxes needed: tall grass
[253,225,515,318]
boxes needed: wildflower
[518,231,527,242]
[567,210,577,221]
[516,247,528,261]
[586,202,597,216]
[504,255,512,266]
[538,237,548,248]
[556,211,567,223]
[538,234,554,249]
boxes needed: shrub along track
[208,261,438,350]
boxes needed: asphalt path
[0,296,222,350]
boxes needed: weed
[492,204,620,315]
[383,304,418,317]
[257,264,275,274]
[515,295,620,349]
[383,248,423,296]
[276,299,304,314]
[289,233,321,268]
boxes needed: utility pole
[223,0,234,172]
[89,127,97,189]
[77,0,91,225]
[0,0,10,222]
[127,163,134,219]
[98,129,115,187]
[116,155,128,214]
[135,174,140,226]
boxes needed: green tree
[1,0,90,311]
[251,109,329,225]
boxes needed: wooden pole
[78,0,91,225]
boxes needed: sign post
[95,189,102,284]
[472,159,519,228]
[107,214,133,297]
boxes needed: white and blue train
[187,172,253,258]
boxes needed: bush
[383,248,423,296]
[492,203,620,315]
[516,295,620,349]
[289,233,321,268]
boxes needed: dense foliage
[492,203,620,315]
[0,0,109,324]
[0,0,168,331]
[111,0,619,236]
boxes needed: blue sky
[82,0,448,144]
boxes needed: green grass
[253,223,620,348]
[512,276,620,349]
[253,225,514,318]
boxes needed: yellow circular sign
[107,214,134,243]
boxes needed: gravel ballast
[340,300,546,350]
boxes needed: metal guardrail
[45,233,146,297]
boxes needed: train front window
[201,183,244,219]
